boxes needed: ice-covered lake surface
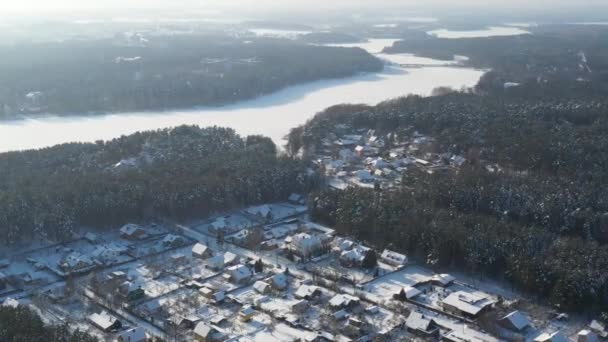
[0,39,485,152]
[428,26,531,38]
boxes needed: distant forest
[0,35,382,118]
[0,126,317,244]
[288,88,608,312]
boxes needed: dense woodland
[0,126,315,244]
[288,90,608,312]
[0,305,99,342]
[385,25,608,97]
[0,35,382,118]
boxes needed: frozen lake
[0,39,485,152]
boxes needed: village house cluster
[312,125,468,191]
[0,195,605,342]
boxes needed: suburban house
[290,233,326,258]
[295,284,322,300]
[226,264,252,284]
[534,331,570,342]
[119,280,146,301]
[59,252,95,273]
[116,327,147,342]
[339,248,366,267]
[431,273,456,287]
[239,305,257,322]
[397,286,422,300]
[192,243,212,260]
[405,312,440,337]
[498,311,532,332]
[253,281,271,294]
[120,224,147,240]
[162,234,184,247]
[442,291,496,319]
[208,252,238,270]
[245,205,273,221]
[271,273,288,290]
[329,294,360,310]
[193,322,226,342]
[380,249,407,267]
[88,311,122,332]
[578,330,598,342]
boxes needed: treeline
[0,126,316,245]
[0,35,382,118]
[289,90,608,311]
[0,305,98,342]
[384,25,608,97]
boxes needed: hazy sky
[3,0,608,14]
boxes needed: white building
[380,249,408,266]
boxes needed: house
[162,234,184,247]
[120,224,147,240]
[120,280,146,301]
[117,327,147,342]
[246,205,272,220]
[305,331,337,342]
[84,232,98,244]
[442,291,495,318]
[170,253,186,264]
[192,243,212,260]
[290,233,325,258]
[589,320,608,338]
[271,273,288,290]
[396,286,422,300]
[355,145,378,157]
[291,299,309,313]
[450,155,466,167]
[169,315,202,330]
[226,264,252,284]
[578,330,598,342]
[534,331,570,342]
[288,193,306,205]
[332,309,350,321]
[329,294,360,310]
[60,252,94,273]
[431,273,455,287]
[89,311,122,332]
[339,249,365,267]
[253,281,271,294]
[208,252,238,270]
[193,322,226,342]
[498,311,532,332]
[295,284,322,300]
[380,249,407,267]
[239,305,257,322]
[355,170,375,183]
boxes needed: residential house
[245,205,272,221]
[589,320,607,338]
[442,291,496,319]
[397,286,422,300]
[226,264,252,284]
[355,170,375,183]
[271,273,288,290]
[119,280,146,301]
[208,252,238,270]
[2,297,19,308]
[290,233,325,258]
[192,243,212,260]
[578,330,598,342]
[380,249,407,267]
[60,252,95,273]
[498,311,532,332]
[162,234,184,247]
[431,273,455,287]
[88,311,122,332]
[193,322,226,342]
[253,281,271,294]
[534,331,570,342]
[405,311,439,338]
[117,327,147,342]
[291,299,309,313]
[295,284,322,300]
[239,305,257,322]
[120,224,147,240]
[329,294,360,310]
